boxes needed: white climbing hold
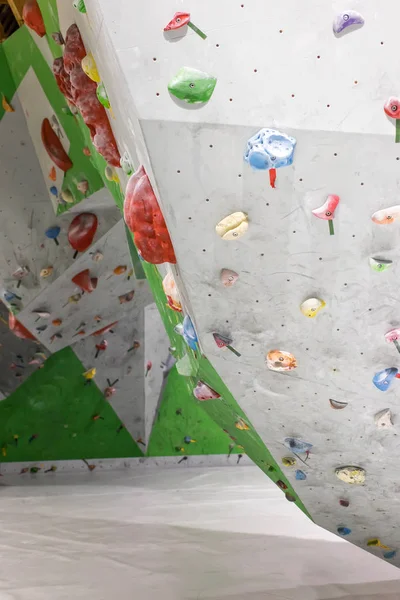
[374,408,393,429]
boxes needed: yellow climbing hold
[367,538,391,549]
[335,466,366,485]
[2,95,14,112]
[282,456,296,467]
[105,165,120,183]
[216,212,248,240]
[83,367,96,380]
[61,189,74,204]
[81,52,100,83]
[235,417,250,431]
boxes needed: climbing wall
[75,0,400,566]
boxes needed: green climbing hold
[73,0,87,14]
[97,82,110,109]
[168,67,217,104]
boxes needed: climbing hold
[72,269,98,293]
[164,12,207,40]
[104,386,116,399]
[385,328,400,354]
[335,466,366,485]
[83,147,91,156]
[52,318,62,326]
[73,0,86,13]
[83,368,96,381]
[96,82,110,109]
[213,333,241,357]
[62,293,82,307]
[312,195,340,235]
[284,437,313,454]
[373,367,399,391]
[48,166,56,181]
[235,417,250,431]
[61,189,74,204]
[339,499,350,507]
[329,398,348,410]
[105,165,119,183]
[77,180,89,194]
[12,266,29,288]
[45,465,57,473]
[184,436,196,444]
[22,0,46,36]
[384,550,397,559]
[333,11,364,34]
[374,408,394,429]
[168,67,217,104]
[384,97,400,119]
[40,266,54,278]
[4,290,21,302]
[45,226,61,245]
[28,434,38,443]
[95,340,108,358]
[193,380,221,401]
[68,213,98,257]
[118,290,135,304]
[174,315,198,350]
[50,332,62,343]
[112,265,127,276]
[220,269,239,287]
[120,151,134,175]
[51,31,64,45]
[162,272,183,313]
[367,538,391,549]
[176,354,198,377]
[2,95,14,112]
[145,361,152,377]
[266,350,297,372]
[285,493,297,502]
[369,257,392,272]
[36,325,48,333]
[94,315,102,322]
[81,52,100,83]
[371,206,400,225]
[276,480,288,490]
[282,456,296,467]
[91,321,118,336]
[244,128,296,187]
[124,166,177,264]
[91,251,103,262]
[300,297,326,318]
[30,466,41,473]
[337,526,352,536]
[295,470,307,480]
[41,118,72,172]
[50,186,58,197]
[216,212,248,240]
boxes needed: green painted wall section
[0,347,143,463]
[0,45,17,121]
[2,26,104,214]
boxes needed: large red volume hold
[53,25,121,167]
[23,0,46,37]
[124,166,177,264]
[68,213,98,253]
[71,269,97,293]
[41,118,73,172]
[8,313,37,341]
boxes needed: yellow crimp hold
[235,418,250,431]
[2,95,14,112]
[83,368,96,380]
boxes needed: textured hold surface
[332,11,364,34]
[193,381,221,401]
[266,350,297,372]
[215,212,248,240]
[335,466,366,485]
[371,206,400,225]
[244,128,296,171]
[124,166,176,264]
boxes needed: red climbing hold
[68,213,98,254]
[71,269,98,293]
[8,313,37,341]
[164,12,191,31]
[22,0,46,37]
[41,118,73,172]
[91,321,118,337]
[124,166,177,264]
[269,168,276,188]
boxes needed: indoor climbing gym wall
[62,0,400,568]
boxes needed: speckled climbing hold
[45,226,61,245]
[72,269,97,293]
[235,417,250,431]
[51,31,64,45]
[374,408,393,429]
[295,470,307,481]
[124,166,177,264]
[384,550,397,559]
[22,0,46,37]
[216,212,248,240]
[174,315,198,350]
[312,195,340,235]
[276,480,288,490]
[162,272,183,313]
[96,82,110,109]
[284,437,313,454]
[300,297,326,318]
[369,257,392,272]
[244,128,296,173]
[333,11,364,34]
[52,319,62,326]
[77,180,89,194]
[339,499,350,507]
[2,95,14,112]
[168,67,216,104]
[373,367,399,391]
[73,0,86,13]
[68,213,98,257]
[337,526,352,536]
[220,269,239,288]
[120,151,134,175]
[329,398,348,410]
[335,466,366,485]
[41,118,72,172]
[282,456,296,467]
[164,12,207,40]
[40,266,53,278]
[61,189,74,204]
[193,380,221,401]
[81,52,100,83]
[371,206,400,225]
[285,493,297,502]
[213,333,241,357]
[266,350,297,372]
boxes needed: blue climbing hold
[284,437,313,454]
[184,436,192,443]
[337,526,352,536]
[372,367,398,391]
[174,315,198,351]
[384,550,397,559]
[50,186,58,196]
[244,128,296,171]
[295,469,307,480]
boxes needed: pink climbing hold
[193,381,221,401]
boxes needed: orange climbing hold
[22,0,46,37]
[48,166,56,181]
